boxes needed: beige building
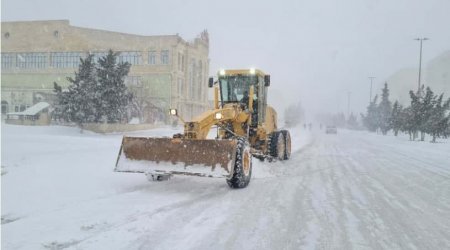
[1,20,210,123]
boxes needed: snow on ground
[1,124,450,249]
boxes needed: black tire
[227,137,252,188]
[268,131,285,161]
[280,130,291,160]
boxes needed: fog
[3,0,450,119]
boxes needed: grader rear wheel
[281,130,291,160]
[269,131,285,161]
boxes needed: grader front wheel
[227,138,252,189]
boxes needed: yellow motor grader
[115,69,291,188]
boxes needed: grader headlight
[169,109,178,116]
[215,112,223,120]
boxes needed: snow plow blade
[115,136,238,177]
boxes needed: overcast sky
[2,0,450,118]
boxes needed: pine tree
[447,113,450,137]
[53,82,71,122]
[362,95,379,132]
[408,87,423,140]
[418,87,436,141]
[390,101,403,136]
[72,54,97,124]
[96,50,133,123]
[401,106,415,140]
[53,50,133,126]
[426,94,450,142]
[54,54,97,126]
[378,82,392,135]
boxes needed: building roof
[1,20,208,52]
[8,102,50,116]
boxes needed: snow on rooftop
[7,102,50,116]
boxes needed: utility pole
[414,37,429,95]
[368,76,376,104]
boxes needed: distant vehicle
[325,126,337,134]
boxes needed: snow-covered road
[2,125,450,249]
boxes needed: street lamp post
[368,76,376,104]
[414,37,429,94]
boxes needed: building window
[148,51,157,65]
[1,53,16,69]
[51,52,84,68]
[4,32,10,39]
[17,53,48,69]
[53,30,59,38]
[125,76,142,87]
[161,50,169,65]
[118,51,140,65]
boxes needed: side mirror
[264,75,270,87]
[208,77,214,88]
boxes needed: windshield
[219,75,257,103]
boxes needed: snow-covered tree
[418,87,437,141]
[96,50,133,123]
[53,82,71,122]
[390,101,403,136]
[362,95,379,132]
[425,94,450,142]
[408,87,423,140]
[54,54,97,125]
[401,106,416,140]
[378,83,392,135]
[53,50,133,126]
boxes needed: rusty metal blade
[115,136,237,176]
